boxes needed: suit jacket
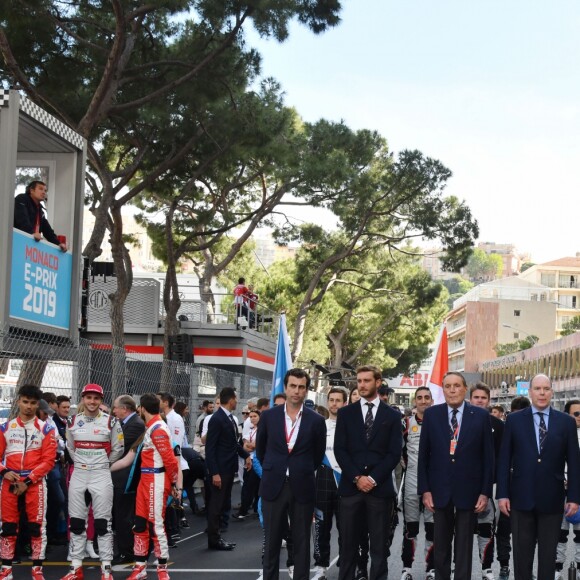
[490,414,505,483]
[13,193,60,245]
[256,405,326,504]
[496,406,580,513]
[334,400,402,498]
[112,412,145,489]
[205,407,248,477]
[418,402,494,510]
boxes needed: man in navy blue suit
[418,371,494,580]
[497,373,580,580]
[256,369,326,580]
[205,387,251,551]
[334,365,403,580]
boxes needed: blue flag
[270,313,293,406]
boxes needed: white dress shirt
[360,395,380,422]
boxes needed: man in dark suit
[111,395,145,565]
[205,387,251,551]
[256,369,326,580]
[334,365,402,580]
[418,371,494,580]
[497,373,580,580]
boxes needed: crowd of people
[0,367,579,580]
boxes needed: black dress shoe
[112,554,135,566]
[208,539,235,551]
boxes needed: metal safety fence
[0,323,272,433]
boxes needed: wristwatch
[353,476,361,484]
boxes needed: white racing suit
[66,411,124,566]
[400,415,434,571]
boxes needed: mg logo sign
[89,289,109,310]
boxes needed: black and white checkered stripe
[0,89,84,149]
[0,89,10,108]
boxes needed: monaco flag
[427,325,449,404]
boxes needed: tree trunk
[161,207,181,392]
[161,261,181,393]
[82,180,114,262]
[16,359,48,386]
[291,305,309,361]
[107,205,132,403]
[197,252,217,323]
[199,273,216,323]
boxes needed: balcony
[558,279,579,289]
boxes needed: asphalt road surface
[10,485,580,579]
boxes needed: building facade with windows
[446,277,557,372]
[518,255,580,335]
[481,331,580,410]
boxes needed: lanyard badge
[450,425,459,455]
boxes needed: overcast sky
[248,0,580,264]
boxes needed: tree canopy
[465,248,503,282]
[561,315,580,337]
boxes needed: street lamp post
[501,323,539,345]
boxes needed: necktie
[450,408,458,439]
[538,412,547,452]
[365,402,374,439]
[229,414,238,436]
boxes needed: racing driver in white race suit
[62,384,124,580]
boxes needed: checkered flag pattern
[0,89,84,149]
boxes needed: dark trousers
[338,493,393,580]
[46,463,65,539]
[496,511,511,566]
[239,468,260,515]
[207,472,234,546]
[511,508,562,580]
[113,485,136,556]
[433,503,476,580]
[313,465,340,568]
[262,482,314,580]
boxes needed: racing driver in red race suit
[127,393,179,580]
[0,384,57,580]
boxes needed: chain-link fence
[0,323,272,431]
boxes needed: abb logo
[399,373,429,387]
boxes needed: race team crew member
[400,386,434,580]
[0,384,57,580]
[127,393,179,580]
[63,384,124,580]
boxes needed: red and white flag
[427,325,449,405]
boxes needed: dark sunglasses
[573,411,580,417]
[242,411,249,415]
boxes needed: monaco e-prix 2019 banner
[9,229,72,330]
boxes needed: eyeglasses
[242,412,249,415]
[572,411,580,417]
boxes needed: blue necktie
[538,412,547,452]
[450,408,458,439]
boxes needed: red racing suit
[134,415,178,561]
[0,416,57,561]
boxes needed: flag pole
[427,324,449,405]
